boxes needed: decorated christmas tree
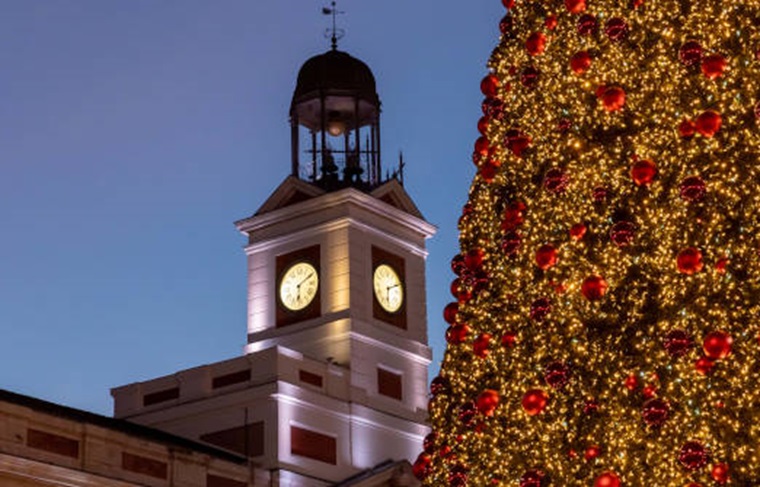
[417,0,760,485]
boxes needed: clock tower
[111,44,434,486]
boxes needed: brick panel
[122,452,168,479]
[200,422,264,457]
[26,428,79,458]
[290,426,336,464]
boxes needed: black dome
[291,50,379,107]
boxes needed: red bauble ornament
[474,136,490,156]
[558,118,572,133]
[473,333,491,358]
[430,376,450,396]
[502,231,522,256]
[545,15,558,30]
[465,248,485,270]
[482,96,505,120]
[577,14,597,36]
[502,331,517,348]
[458,401,477,427]
[679,441,709,471]
[583,398,599,415]
[480,160,498,183]
[449,464,468,487]
[642,398,670,427]
[502,0,515,9]
[564,0,586,13]
[593,186,609,203]
[544,168,569,193]
[594,472,620,487]
[679,41,703,66]
[701,54,727,80]
[450,278,462,299]
[522,389,549,415]
[521,66,540,89]
[530,297,552,322]
[570,50,592,74]
[451,254,467,275]
[680,176,706,202]
[570,223,587,240]
[446,323,470,345]
[664,330,693,357]
[695,110,722,137]
[477,116,489,135]
[443,302,459,324]
[677,247,703,275]
[500,14,514,37]
[601,86,626,111]
[535,244,558,269]
[584,445,601,460]
[624,373,638,391]
[715,257,728,274]
[703,331,733,359]
[423,432,437,454]
[631,159,657,186]
[481,74,500,97]
[610,220,636,247]
[505,129,532,157]
[502,201,526,230]
[679,118,696,139]
[544,361,571,389]
[695,357,715,375]
[605,18,628,41]
[476,389,500,416]
[712,462,730,484]
[520,469,548,487]
[412,453,431,480]
[526,32,547,56]
[582,275,608,301]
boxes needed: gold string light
[420,0,760,485]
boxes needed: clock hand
[297,272,314,288]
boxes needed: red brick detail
[143,387,179,406]
[200,422,264,457]
[290,426,336,464]
[378,368,403,400]
[26,428,79,458]
[207,474,247,487]
[122,452,168,479]
[212,369,251,389]
[298,369,323,387]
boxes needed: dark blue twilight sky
[0,0,503,414]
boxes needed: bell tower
[111,29,434,487]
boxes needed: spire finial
[322,1,345,50]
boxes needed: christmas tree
[417,0,760,485]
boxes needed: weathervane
[322,1,345,50]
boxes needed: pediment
[370,179,425,219]
[254,176,326,215]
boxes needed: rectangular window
[27,429,79,458]
[212,370,251,389]
[122,452,168,479]
[298,369,323,388]
[290,426,336,464]
[143,387,179,406]
[377,368,402,400]
[200,422,264,457]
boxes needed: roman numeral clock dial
[279,262,319,311]
[373,264,403,313]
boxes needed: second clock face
[279,262,319,311]
[373,264,404,313]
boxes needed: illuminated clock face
[373,264,404,313]
[279,262,319,311]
